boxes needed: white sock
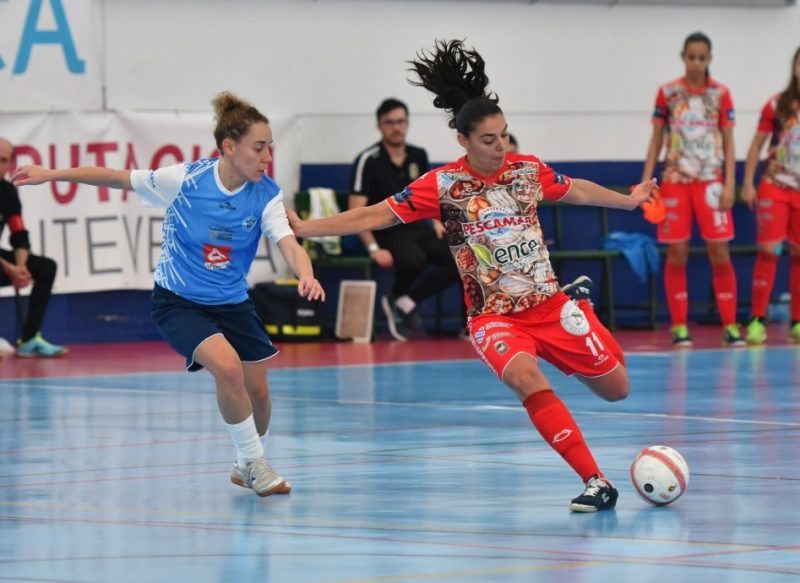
[395,295,416,315]
[260,428,269,450]
[225,414,264,468]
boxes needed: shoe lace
[246,458,277,483]
[582,476,605,497]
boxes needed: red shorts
[755,181,800,247]
[658,181,735,243]
[467,292,619,380]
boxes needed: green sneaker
[789,322,800,344]
[16,333,68,358]
[722,324,746,347]
[745,317,767,345]
[671,324,693,348]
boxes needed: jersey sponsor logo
[209,225,233,241]
[560,300,590,336]
[204,244,232,270]
[392,187,416,211]
[219,201,237,210]
[242,216,258,231]
[483,322,513,330]
[461,212,534,236]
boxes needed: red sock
[712,261,738,326]
[577,299,625,366]
[664,262,688,326]
[751,252,779,318]
[791,257,800,322]
[523,389,600,482]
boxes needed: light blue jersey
[131,158,293,305]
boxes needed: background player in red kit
[741,46,800,345]
[642,32,744,348]
[288,40,657,512]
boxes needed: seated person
[0,137,67,357]
[350,98,459,341]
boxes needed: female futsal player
[12,92,324,497]
[288,40,657,512]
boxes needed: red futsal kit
[754,94,800,246]
[385,153,621,379]
[652,76,736,243]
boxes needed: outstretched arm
[287,201,401,239]
[561,178,657,210]
[12,165,132,190]
[276,236,325,301]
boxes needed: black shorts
[150,285,279,372]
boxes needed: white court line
[474,404,800,428]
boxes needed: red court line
[0,325,795,379]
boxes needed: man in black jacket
[0,137,67,357]
[349,99,459,341]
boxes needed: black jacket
[0,179,31,250]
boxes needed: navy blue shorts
[150,285,279,372]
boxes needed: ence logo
[1,0,85,74]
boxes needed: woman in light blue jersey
[12,91,325,497]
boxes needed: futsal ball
[630,445,689,506]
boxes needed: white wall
[3,0,800,190]
[100,0,800,172]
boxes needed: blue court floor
[1,343,799,582]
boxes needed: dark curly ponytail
[408,39,501,135]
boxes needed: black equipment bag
[249,279,322,341]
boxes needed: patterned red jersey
[652,76,735,183]
[757,93,800,190]
[385,153,570,316]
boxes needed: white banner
[1,0,102,111]
[1,111,293,295]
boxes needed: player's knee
[214,360,245,390]
[600,367,630,402]
[605,384,629,402]
[247,383,270,405]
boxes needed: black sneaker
[400,309,423,333]
[380,295,408,342]
[560,275,593,302]
[570,474,618,513]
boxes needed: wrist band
[367,242,380,253]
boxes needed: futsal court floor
[0,326,798,582]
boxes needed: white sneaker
[0,337,15,358]
[230,458,291,497]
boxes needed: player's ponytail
[776,46,800,123]
[211,91,269,150]
[408,39,501,135]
